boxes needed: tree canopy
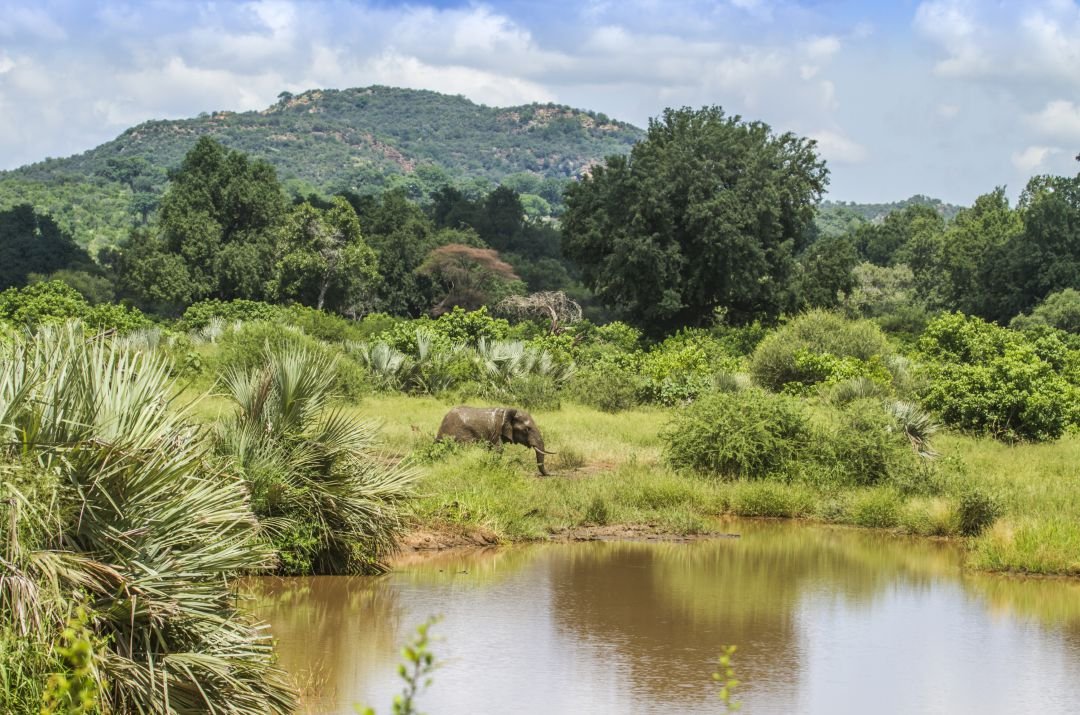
[561,106,828,335]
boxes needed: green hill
[816,195,965,238]
[0,86,643,251]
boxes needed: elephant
[436,406,553,476]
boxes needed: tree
[272,197,379,316]
[562,106,828,335]
[796,235,858,309]
[497,291,583,334]
[158,137,286,302]
[417,244,523,314]
[933,188,1021,316]
[978,173,1080,322]
[0,204,95,290]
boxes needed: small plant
[358,617,441,715]
[40,608,104,715]
[583,496,610,525]
[954,487,1001,537]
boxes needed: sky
[1,0,1079,204]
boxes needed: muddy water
[244,520,1080,714]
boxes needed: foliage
[216,344,415,574]
[0,280,88,327]
[954,487,1000,537]
[562,105,827,335]
[0,324,295,713]
[0,204,95,291]
[358,617,441,715]
[811,399,927,490]
[750,310,892,392]
[40,609,104,715]
[918,313,1074,441]
[215,321,369,399]
[272,197,380,315]
[568,363,641,412]
[662,389,811,478]
[180,298,282,330]
[1010,288,1080,334]
[796,234,858,309]
[417,243,524,314]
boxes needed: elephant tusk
[536,448,557,455]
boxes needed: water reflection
[244,521,1080,714]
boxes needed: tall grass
[0,323,295,713]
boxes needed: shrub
[638,329,741,405]
[954,487,1000,537]
[1010,288,1080,334]
[809,399,928,490]
[846,488,902,528]
[583,496,610,525]
[282,304,366,342]
[568,363,641,412]
[0,324,295,712]
[662,389,811,478]
[83,302,153,333]
[216,321,368,400]
[918,313,1071,441]
[180,298,281,330]
[0,280,88,326]
[750,310,892,392]
[215,343,415,574]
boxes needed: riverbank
[192,392,1080,576]
[345,395,1079,576]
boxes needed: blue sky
[1,0,1079,204]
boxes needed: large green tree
[0,204,95,290]
[272,197,379,316]
[158,136,286,301]
[561,106,828,334]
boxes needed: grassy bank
[195,393,1080,576]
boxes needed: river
[243,519,1080,714]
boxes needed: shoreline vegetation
[4,105,1080,713]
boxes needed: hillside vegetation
[0,86,642,250]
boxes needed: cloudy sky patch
[0,0,1077,203]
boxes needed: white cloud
[804,36,841,61]
[1028,99,1080,141]
[1012,145,1059,173]
[362,53,556,107]
[937,103,960,119]
[808,129,867,164]
[0,53,14,74]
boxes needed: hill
[0,86,643,251]
[815,195,965,238]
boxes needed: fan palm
[0,322,295,714]
[218,343,415,575]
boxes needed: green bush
[583,496,610,525]
[728,482,814,518]
[638,329,741,405]
[918,313,1072,441]
[282,304,367,343]
[179,299,281,330]
[0,280,88,327]
[809,399,926,489]
[846,488,902,528]
[662,389,811,478]
[954,487,1000,536]
[84,302,153,333]
[750,310,892,392]
[216,322,368,400]
[1010,288,1080,334]
[568,363,641,412]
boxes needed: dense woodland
[3,101,1080,713]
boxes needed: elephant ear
[500,408,517,441]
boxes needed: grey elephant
[436,406,553,476]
